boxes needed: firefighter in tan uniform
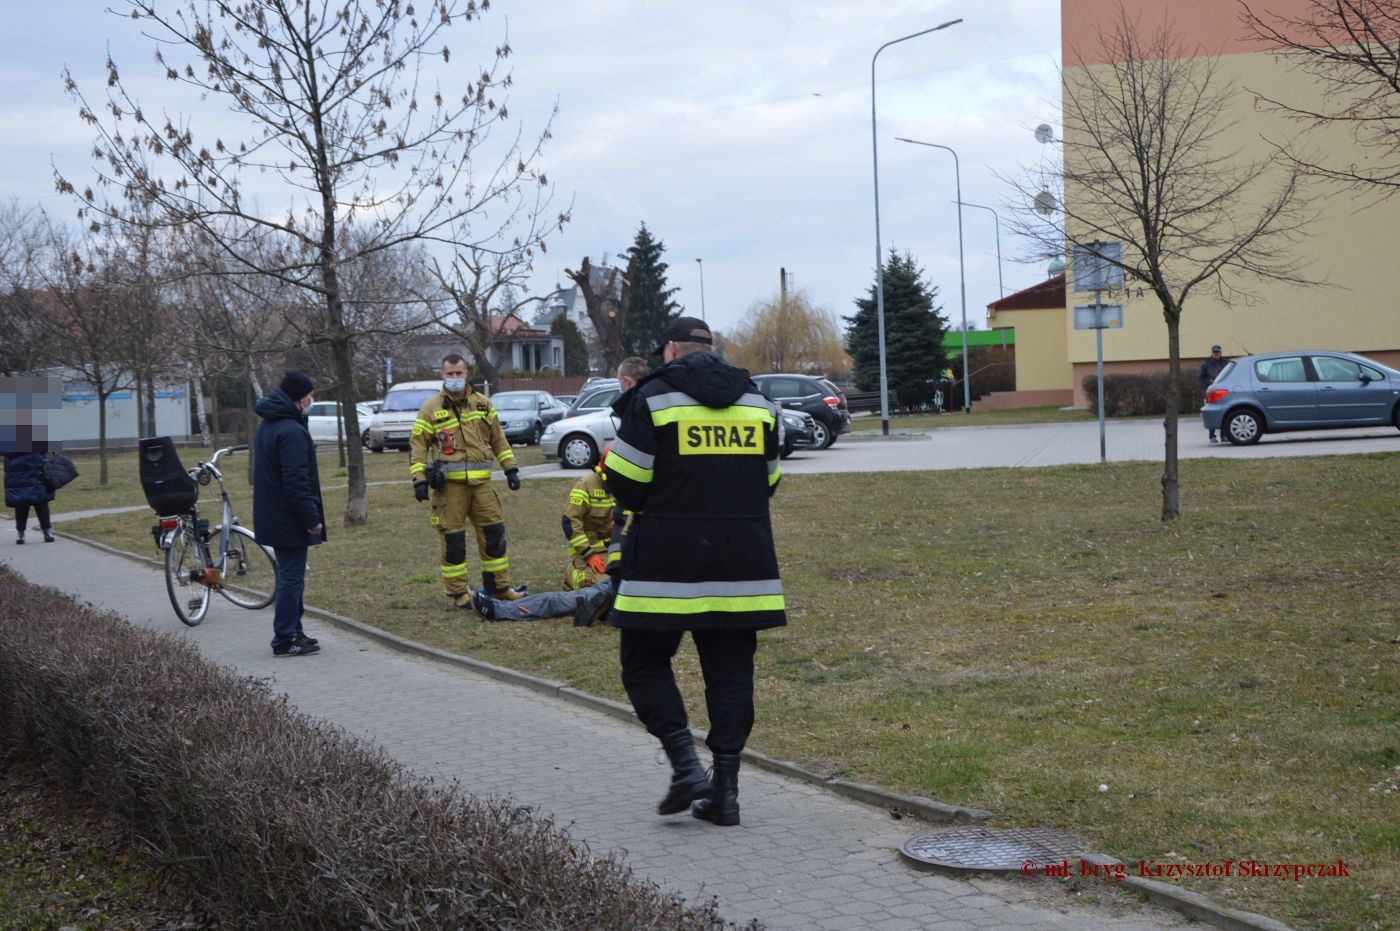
[410,354,522,608]
[562,462,615,590]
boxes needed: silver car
[541,409,618,468]
[1201,350,1400,445]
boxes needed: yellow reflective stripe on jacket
[569,490,590,506]
[614,593,785,614]
[615,578,784,613]
[568,533,591,553]
[412,419,436,436]
[496,449,513,463]
[649,404,775,429]
[768,459,781,486]
[606,450,654,484]
[409,462,426,475]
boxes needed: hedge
[1080,370,1206,417]
[0,567,747,930]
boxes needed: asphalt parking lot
[777,418,1400,475]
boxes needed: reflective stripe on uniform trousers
[614,578,785,614]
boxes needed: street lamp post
[896,136,971,414]
[695,258,707,323]
[871,19,962,435]
[955,200,1004,297]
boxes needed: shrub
[0,568,743,930]
[1081,371,1205,416]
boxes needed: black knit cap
[279,370,315,401]
[653,316,713,356]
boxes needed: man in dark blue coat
[253,371,325,657]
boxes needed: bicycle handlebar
[208,444,249,467]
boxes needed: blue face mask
[443,378,466,394]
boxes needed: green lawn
[61,454,1400,929]
[30,443,547,517]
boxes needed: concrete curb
[1077,854,1294,931]
[47,526,1291,931]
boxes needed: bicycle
[145,443,278,626]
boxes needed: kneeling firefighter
[409,353,523,608]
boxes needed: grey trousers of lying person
[487,579,614,622]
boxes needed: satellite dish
[1034,123,1054,143]
[1034,190,1058,216]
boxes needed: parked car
[752,374,851,449]
[564,379,623,418]
[367,380,443,452]
[553,394,578,408]
[780,409,818,458]
[305,401,376,446]
[541,409,618,469]
[490,390,569,445]
[1201,350,1400,445]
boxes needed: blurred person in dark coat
[4,451,55,544]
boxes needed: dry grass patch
[64,455,1400,929]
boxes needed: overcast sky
[1,1,1063,339]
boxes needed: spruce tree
[551,314,590,377]
[620,222,681,358]
[846,252,949,410]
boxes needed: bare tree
[0,200,56,376]
[565,255,631,376]
[57,0,565,525]
[1010,6,1317,521]
[726,288,850,376]
[32,223,138,484]
[429,244,543,390]
[1243,0,1400,196]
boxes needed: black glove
[505,468,521,491]
[414,481,430,502]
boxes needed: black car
[753,374,851,449]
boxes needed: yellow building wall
[1061,15,1400,374]
[990,309,1071,391]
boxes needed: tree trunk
[1161,310,1181,522]
[145,372,157,439]
[208,378,221,451]
[330,328,367,525]
[134,370,146,437]
[190,365,211,447]
[244,361,256,486]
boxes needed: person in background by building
[410,354,522,609]
[253,370,325,657]
[601,317,786,828]
[4,449,55,544]
[1198,344,1230,442]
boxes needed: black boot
[572,584,614,628]
[691,752,741,826]
[657,730,710,815]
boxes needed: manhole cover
[900,826,1088,874]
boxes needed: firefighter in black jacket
[600,317,785,827]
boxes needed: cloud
[2,0,1064,339]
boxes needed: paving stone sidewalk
[0,538,1191,929]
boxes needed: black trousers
[13,502,51,532]
[619,628,757,755]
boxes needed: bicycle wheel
[165,522,211,626]
[217,525,278,609]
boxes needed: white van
[367,380,442,452]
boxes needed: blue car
[1201,350,1400,445]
